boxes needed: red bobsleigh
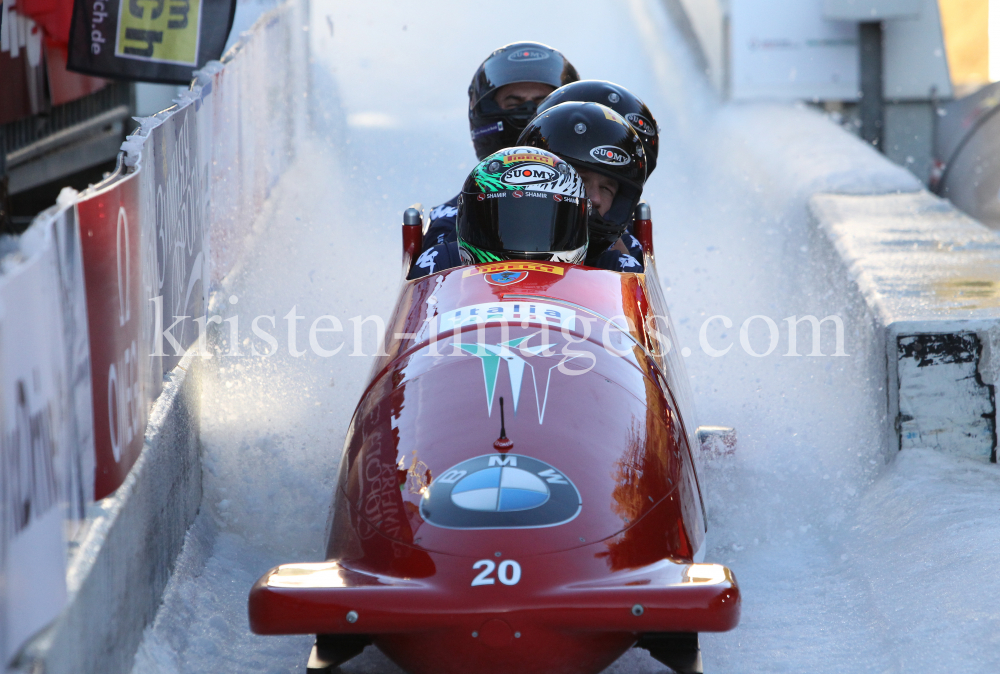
[248,205,740,674]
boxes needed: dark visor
[458,191,588,255]
[473,54,571,107]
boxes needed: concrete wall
[11,352,202,674]
[811,191,1000,461]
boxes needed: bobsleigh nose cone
[477,618,514,649]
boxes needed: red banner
[77,175,151,499]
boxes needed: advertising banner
[67,0,237,84]
[0,1,309,661]
[77,176,154,500]
[48,205,97,521]
[0,226,71,665]
[143,102,209,372]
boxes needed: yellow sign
[116,0,202,66]
[503,153,555,166]
[603,107,628,126]
[463,261,565,277]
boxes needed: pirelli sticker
[116,0,202,65]
[503,153,555,166]
[463,261,565,277]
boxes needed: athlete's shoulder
[428,194,460,222]
[593,247,644,273]
[408,241,462,280]
[422,193,462,249]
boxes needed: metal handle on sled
[634,202,653,258]
[402,205,423,274]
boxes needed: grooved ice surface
[130,1,1000,672]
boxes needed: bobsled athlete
[517,101,647,271]
[535,80,660,178]
[422,42,580,250]
[533,81,659,263]
[408,147,627,279]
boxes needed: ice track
[131,1,1000,673]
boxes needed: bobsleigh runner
[248,204,741,674]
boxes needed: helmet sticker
[625,112,655,136]
[473,168,508,193]
[459,241,504,263]
[501,164,559,186]
[473,148,586,198]
[508,49,550,62]
[503,152,555,166]
[601,107,628,126]
[589,145,631,166]
[517,191,554,200]
[472,120,504,139]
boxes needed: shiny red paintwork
[634,217,654,257]
[402,221,422,270]
[249,250,740,674]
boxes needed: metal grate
[1,81,133,160]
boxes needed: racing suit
[422,196,460,249]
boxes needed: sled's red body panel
[249,260,739,674]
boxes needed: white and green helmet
[457,147,590,264]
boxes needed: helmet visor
[459,190,588,257]
[474,48,573,108]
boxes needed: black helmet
[457,147,590,264]
[517,101,646,252]
[468,42,580,160]
[536,80,660,176]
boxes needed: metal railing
[1,81,132,161]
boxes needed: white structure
[679,0,951,101]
